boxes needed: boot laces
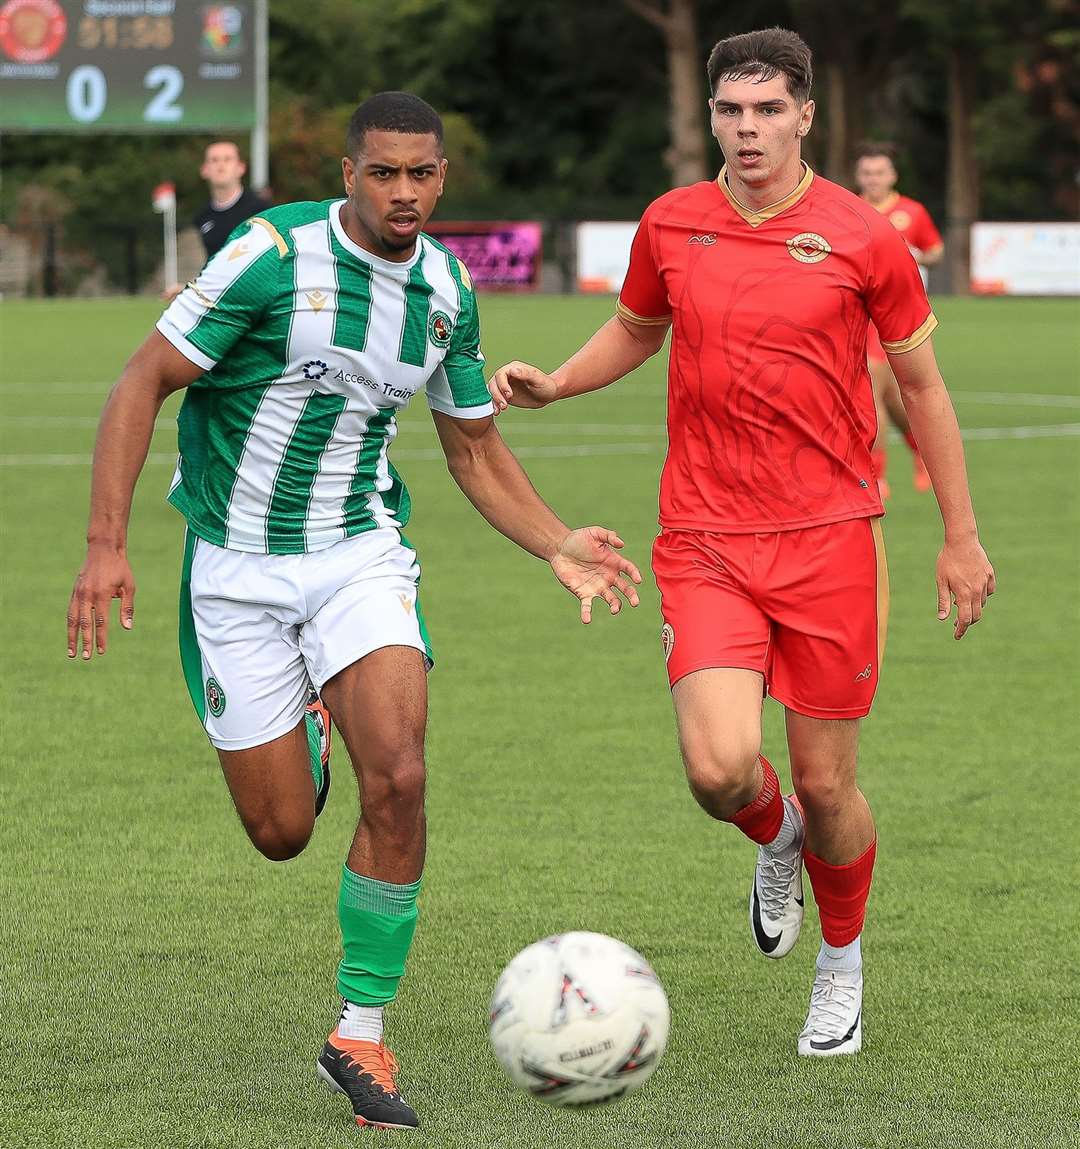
[343,1042,400,1094]
[805,971,859,1039]
[758,851,799,920]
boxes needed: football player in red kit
[487,29,994,1056]
[855,142,945,496]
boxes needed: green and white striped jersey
[157,198,493,554]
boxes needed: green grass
[1,295,1079,1149]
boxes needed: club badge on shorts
[205,677,227,717]
[661,623,675,663]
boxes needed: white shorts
[178,527,432,751]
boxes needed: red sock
[871,447,887,479]
[804,838,877,946]
[903,429,919,455]
[728,756,783,844]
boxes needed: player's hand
[550,527,642,624]
[936,536,995,640]
[67,543,136,660]
[487,361,560,412]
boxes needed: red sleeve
[616,202,671,325]
[865,216,937,354]
[908,202,943,253]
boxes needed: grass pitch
[1,294,1078,1149]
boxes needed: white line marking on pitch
[2,383,1079,410]
[2,425,1078,465]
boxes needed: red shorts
[652,518,888,720]
[866,322,888,365]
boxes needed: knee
[363,755,426,823]
[681,735,761,818]
[792,769,856,823]
[246,814,313,862]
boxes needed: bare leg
[321,645,428,884]
[671,668,766,818]
[217,721,315,861]
[785,712,874,863]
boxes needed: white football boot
[748,796,805,959]
[798,965,863,1057]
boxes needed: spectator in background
[163,141,269,300]
[194,140,270,258]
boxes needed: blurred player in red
[487,29,994,1056]
[855,142,945,497]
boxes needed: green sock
[304,710,323,796]
[336,866,422,1006]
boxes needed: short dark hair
[854,140,898,164]
[706,28,813,105]
[204,140,242,159]
[346,92,444,158]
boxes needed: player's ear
[798,99,815,137]
[342,156,355,195]
[437,157,448,196]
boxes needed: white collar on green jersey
[329,200,425,274]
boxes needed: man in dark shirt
[163,141,268,300]
[193,140,270,258]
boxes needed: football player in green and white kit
[66,92,641,1132]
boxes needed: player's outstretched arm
[488,315,668,413]
[888,338,996,640]
[432,409,642,624]
[67,332,203,660]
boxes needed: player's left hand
[550,527,642,624]
[936,536,995,640]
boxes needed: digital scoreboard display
[0,0,255,131]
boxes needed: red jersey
[874,192,943,254]
[618,165,936,533]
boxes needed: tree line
[2,0,1074,293]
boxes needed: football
[488,931,671,1106]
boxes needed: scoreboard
[0,0,255,131]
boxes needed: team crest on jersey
[661,623,675,663]
[786,232,832,264]
[205,677,226,718]
[429,311,453,346]
[889,209,912,231]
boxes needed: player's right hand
[67,544,136,660]
[487,361,560,412]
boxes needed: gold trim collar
[866,191,900,216]
[716,162,814,228]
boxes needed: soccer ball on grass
[488,931,670,1107]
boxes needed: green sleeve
[156,217,283,370]
[442,262,490,409]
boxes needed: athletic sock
[803,838,877,947]
[817,935,862,973]
[903,429,920,455]
[764,796,801,855]
[336,866,422,1006]
[304,709,323,797]
[728,756,784,845]
[338,1000,384,1043]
